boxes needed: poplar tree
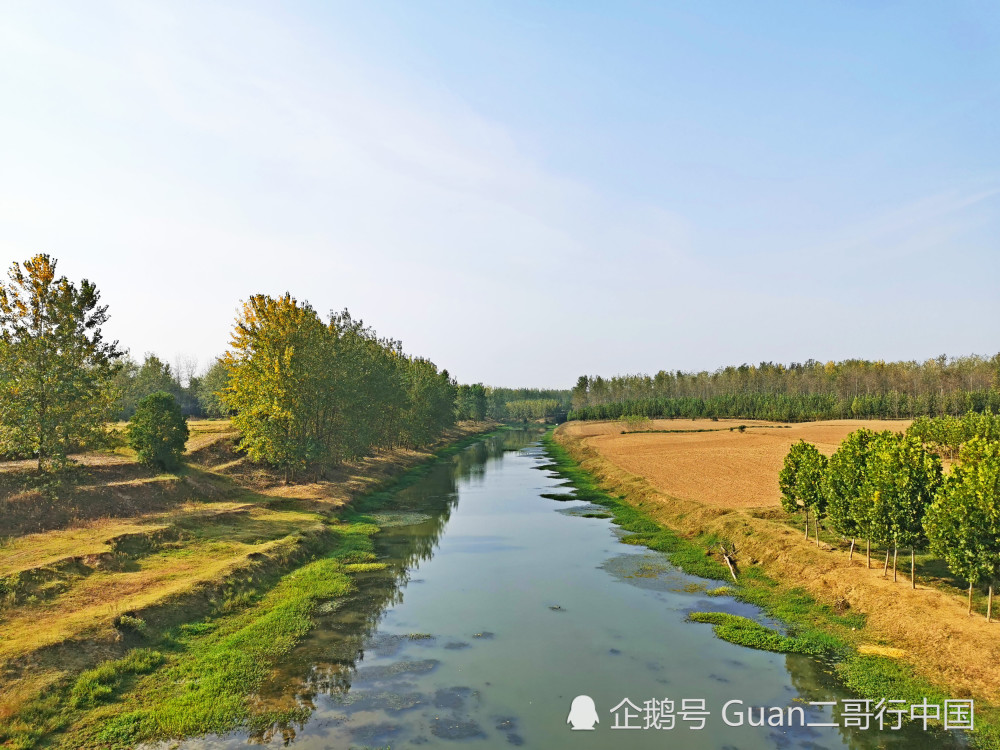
[867,433,941,585]
[925,438,1000,620]
[0,254,122,471]
[823,428,876,564]
[779,440,827,543]
[223,293,329,480]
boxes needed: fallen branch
[719,544,739,582]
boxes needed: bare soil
[564,418,911,508]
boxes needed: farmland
[554,418,1000,710]
[561,418,913,508]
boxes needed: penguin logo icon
[567,695,599,730]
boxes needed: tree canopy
[0,254,122,470]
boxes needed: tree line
[223,294,459,479]
[113,354,229,420]
[570,356,1000,422]
[454,386,569,423]
[504,398,563,422]
[0,255,508,474]
[780,429,1000,619]
[905,411,1000,459]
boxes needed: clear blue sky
[2,1,997,387]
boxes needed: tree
[126,392,189,471]
[196,357,231,418]
[456,383,488,421]
[116,354,182,419]
[824,428,877,564]
[223,293,330,479]
[0,254,122,471]
[505,398,561,423]
[925,438,1000,620]
[223,294,459,479]
[778,440,828,544]
[867,433,942,585]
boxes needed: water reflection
[247,428,543,744]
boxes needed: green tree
[223,294,330,479]
[116,354,182,419]
[925,438,1000,620]
[867,433,942,585]
[778,440,828,544]
[456,383,488,421]
[824,429,878,566]
[0,254,122,471]
[196,357,231,418]
[126,391,189,471]
[505,398,561,423]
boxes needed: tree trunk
[989,585,994,624]
[882,549,890,576]
[804,508,809,540]
[892,547,898,582]
[969,582,974,615]
[866,539,870,569]
[910,548,915,590]
[849,538,855,562]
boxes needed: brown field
[563,418,912,508]
[555,419,1000,705]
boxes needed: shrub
[114,613,147,633]
[126,391,189,470]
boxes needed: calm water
[161,430,966,749]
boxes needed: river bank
[0,420,497,749]
[550,423,1000,749]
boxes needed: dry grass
[555,421,1000,704]
[0,419,492,722]
[0,520,169,577]
[568,418,911,508]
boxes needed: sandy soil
[554,420,1000,705]
[566,418,911,508]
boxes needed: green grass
[0,524,375,749]
[687,612,825,655]
[84,549,364,747]
[70,650,165,709]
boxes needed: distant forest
[570,356,1000,422]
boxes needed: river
[167,429,966,749]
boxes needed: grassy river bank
[0,422,499,749]
[544,427,1000,749]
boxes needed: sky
[1,1,998,388]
